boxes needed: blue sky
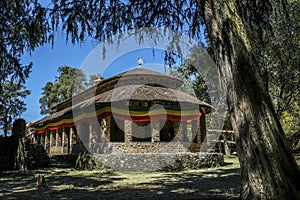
[20,33,171,122]
[19,1,201,123]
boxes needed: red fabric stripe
[36,111,200,134]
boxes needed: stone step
[49,155,74,168]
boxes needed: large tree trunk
[198,0,300,199]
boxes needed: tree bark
[198,0,300,199]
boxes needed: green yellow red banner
[35,104,202,134]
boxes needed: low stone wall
[94,152,224,172]
[109,142,192,153]
[91,141,202,154]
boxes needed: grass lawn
[0,156,241,199]
[1,155,299,199]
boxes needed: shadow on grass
[0,169,120,199]
[0,166,241,200]
[144,167,241,199]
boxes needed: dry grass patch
[0,156,241,199]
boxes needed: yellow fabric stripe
[36,107,201,131]
[73,107,200,120]
[110,107,200,116]
[36,118,74,131]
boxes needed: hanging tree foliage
[0,0,48,134]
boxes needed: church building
[32,68,212,156]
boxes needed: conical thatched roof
[101,68,183,88]
[79,84,211,107]
[33,68,212,127]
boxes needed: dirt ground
[0,155,298,200]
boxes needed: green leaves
[39,66,87,115]
[253,0,300,134]
[0,1,47,135]
[170,62,211,104]
[0,81,31,137]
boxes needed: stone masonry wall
[95,152,224,172]
[109,142,191,154]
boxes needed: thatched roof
[35,106,73,124]
[51,68,184,112]
[100,68,183,88]
[81,84,211,106]
[34,85,212,125]
[34,68,213,126]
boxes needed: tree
[47,0,299,198]
[39,66,87,115]
[253,0,300,135]
[1,0,47,135]
[39,82,57,115]
[199,1,299,198]
[85,73,105,87]
[0,0,47,98]
[0,81,30,137]
[171,61,234,132]
[170,62,211,104]
[54,66,87,100]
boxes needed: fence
[207,129,236,155]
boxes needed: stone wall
[95,152,224,172]
[69,140,202,155]
[109,142,198,153]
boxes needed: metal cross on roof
[136,57,144,67]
